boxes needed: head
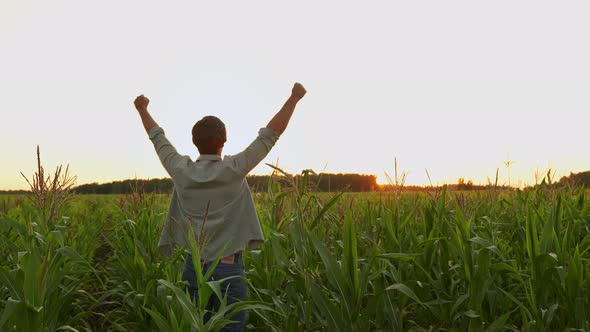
[192,116,227,155]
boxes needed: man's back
[149,126,279,260]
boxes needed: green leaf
[309,234,349,306]
[469,237,504,259]
[0,297,20,328]
[206,275,242,305]
[309,282,345,331]
[470,248,490,309]
[158,279,199,326]
[22,250,44,311]
[48,230,65,247]
[543,303,558,326]
[143,307,173,332]
[484,312,510,332]
[377,253,420,261]
[58,247,89,266]
[498,288,533,322]
[525,207,539,261]
[451,294,469,319]
[0,267,22,301]
[385,283,425,307]
[309,192,343,230]
[55,325,81,332]
[343,212,360,309]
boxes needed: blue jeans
[181,252,248,332]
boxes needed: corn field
[1,170,589,331]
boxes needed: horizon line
[2,170,585,192]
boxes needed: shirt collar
[197,155,222,161]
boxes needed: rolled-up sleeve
[228,128,279,176]
[149,126,187,178]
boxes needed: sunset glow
[2,1,590,190]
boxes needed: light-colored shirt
[148,125,279,260]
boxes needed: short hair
[192,116,227,154]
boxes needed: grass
[0,155,589,330]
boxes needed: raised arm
[134,95,158,133]
[266,82,306,136]
[133,94,187,178]
[229,82,307,175]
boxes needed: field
[0,174,589,331]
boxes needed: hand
[134,94,150,112]
[291,82,306,101]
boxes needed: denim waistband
[187,250,243,263]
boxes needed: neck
[198,150,222,157]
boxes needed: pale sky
[1,1,590,189]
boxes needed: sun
[375,174,391,186]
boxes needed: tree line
[71,173,378,194]
[6,170,590,195]
[557,171,590,187]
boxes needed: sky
[1,1,590,189]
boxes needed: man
[133,82,306,331]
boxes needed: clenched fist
[134,95,150,112]
[291,83,306,101]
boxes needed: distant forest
[4,170,590,195]
[557,171,590,187]
[72,173,378,194]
